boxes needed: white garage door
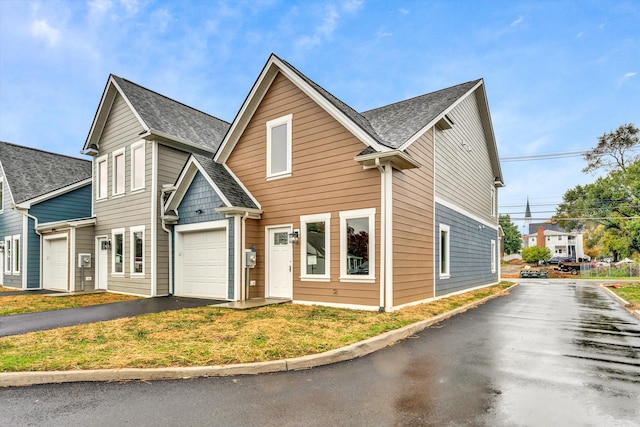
[176,228,227,299]
[43,237,68,291]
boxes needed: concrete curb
[0,285,516,387]
[600,284,640,321]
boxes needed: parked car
[547,256,573,265]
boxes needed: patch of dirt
[501,261,573,279]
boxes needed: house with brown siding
[165,54,504,311]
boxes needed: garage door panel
[43,237,68,291]
[176,228,227,299]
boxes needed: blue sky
[1,0,638,230]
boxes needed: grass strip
[0,283,513,372]
[0,293,141,316]
[608,282,640,310]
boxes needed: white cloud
[341,0,363,14]
[30,19,60,46]
[399,8,409,15]
[511,15,523,27]
[623,72,637,78]
[296,5,339,49]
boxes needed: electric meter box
[245,250,257,268]
[78,253,91,268]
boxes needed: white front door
[43,236,69,291]
[267,226,293,299]
[96,237,108,290]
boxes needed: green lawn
[0,283,514,372]
[608,282,640,310]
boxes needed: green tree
[522,246,551,263]
[556,124,640,261]
[499,214,521,255]
[583,123,640,174]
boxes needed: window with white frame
[266,114,292,179]
[131,141,145,191]
[300,213,330,280]
[112,229,124,274]
[112,148,125,196]
[12,235,20,274]
[439,224,450,278]
[96,155,108,200]
[4,237,10,274]
[491,239,496,273]
[340,208,375,281]
[130,226,144,276]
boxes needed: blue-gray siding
[174,171,235,299]
[29,185,92,223]
[435,202,499,296]
[0,167,24,288]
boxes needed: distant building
[523,222,587,260]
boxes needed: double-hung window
[300,213,330,281]
[491,239,497,273]
[130,226,144,276]
[96,155,108,200]
[112,148,125,196]
[340,208,375,282]
[439,224,450,278]
[131,141,145,191]
[4,235,19,275]
[266,114,292,179]
[112,229,124,275]
[4,237,10,274]
[12,235,19,274]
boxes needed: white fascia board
[20,179,92,209]
[435,196,499,231]
[215,55,388,163]
[397,80,483,152]
[214,65,279,163]
[145,130,217,156]
[223,163,262,210]
[164,157,198,212]
[84,77,150,151]
[37,217,96,232]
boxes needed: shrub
[522,246,551,263]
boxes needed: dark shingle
[193,154,258,210]
[361,80,480,148]
[0,141,92,204]
[111,76,231,151]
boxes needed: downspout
[375,159,386,312]
[241,212,249,301]
[12,205,41,290]
[160,185,176,295]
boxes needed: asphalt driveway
[0,296,222,337]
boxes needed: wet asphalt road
[0,296,221,337]
[1,281,639,426]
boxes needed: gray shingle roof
[361,80,481,148]
[0,141,92,204]
[111,76,231,151]
[275,55,479,150]
[193,154,258,209]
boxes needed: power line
[501,150,588,162]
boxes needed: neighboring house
[0,141,92,290]
[80,75,230,296]
[524,222,586,260]
[164,54,504,311]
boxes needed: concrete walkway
[0,296,222,338]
